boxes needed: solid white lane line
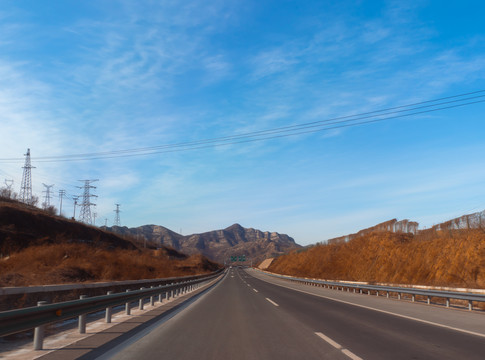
[253,289,258,292]
[253,273,485,339]
[315,332,363,360]
[265,298,279,307]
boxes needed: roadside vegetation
[0,243,219,287]
[268,230,485,288]
[0,198,221,287]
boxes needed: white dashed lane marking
[315,332,363,360]
[265,298,279,307]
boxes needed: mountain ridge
[107,223,300,264]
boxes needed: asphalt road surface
[107,267,485,360]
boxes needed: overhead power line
[1,90,484,163]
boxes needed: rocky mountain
[107,223,300,264]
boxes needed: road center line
[315,332,363,360]
[265,298,279,307]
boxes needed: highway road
[105,267,485,360]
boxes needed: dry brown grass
[0,199,222,286]
[0,243,220,286]
[268,229,485,288]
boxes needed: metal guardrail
[0,271,221,296]
[0,269,223,350]
[262,271,485,311]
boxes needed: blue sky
[0,0,485,245]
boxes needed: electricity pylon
[114,204,121,226]
[42,183,54,209]
[19,149,35,204]
[77,180,98,224]
[4,179,13,199]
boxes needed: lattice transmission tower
[19,149,36,204]
[4,179,14,199]
[77,179,98,224]
[114,203,121,226]
[42,183,54,209]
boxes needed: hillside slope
[0,201,220,286]
[268,229,485,288]
[109,223,300,264]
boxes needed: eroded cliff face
[109,223,300,264]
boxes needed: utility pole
[93,212,97,226]
[58,190,66,216]
[72,195,79,220]
[19,149,35,204]
[113,203,121,227]
[77,180,98,224]
[42,183,54,209]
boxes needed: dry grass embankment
[0,243,220,287]
[0,200,221,286]
[268,229,485,288]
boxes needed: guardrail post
[386,291,389,298]
[125,289,131,315]
[412,294,415,302]
[427,296,431,305]
[33,301,48,350]
[150,286,155,306]
[139,288,144,310]
[79,295,87,334]
[398,293,401,300]
[105,291,113,323]
[158,285,164,303]
[446,298,450,307]
[469,300,473,311]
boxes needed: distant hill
[107,223,301,264]
[0,200,220,286]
